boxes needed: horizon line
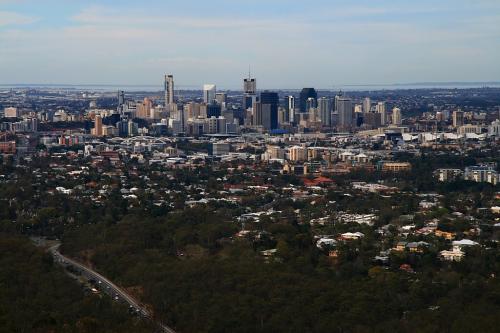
[1,81,500,92]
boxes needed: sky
[0,0,499,89]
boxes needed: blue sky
[1,0,499,89]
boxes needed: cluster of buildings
[437,164,499,185]
[82,75,463,138]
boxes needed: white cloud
[0,11,37,27]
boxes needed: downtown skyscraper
[318,97,331,127]
[164,75,174,106]
[259,91,279,130]
[337,97,353,131]
[376,102,387,125]
[203,84,217,104]
[299,88,317,113]
[243,76,257,110]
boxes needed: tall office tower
[364,112,381,128]
[207,103,221,118]
[337,97,353,131]
[222,109,235,124]
[244,78,256,94]
[309,107,319,123]
[260,91,279,130]
[354,105,363,113]
[180,106,188,132]
[94,115,103,137]
[452,109,464,127]
[278,107,288,125]
[215,92,227,111]
[318,97,331,127]
[117,90,125,112]
[392,107,402,126]
[164,75,174,106]
[285,95,296,123]
[376,102,387,125]
[299,88,317,113]
[363,97,371,113]
[243,77,258,110]
[116,119,129,137]
[215,92,227,105]
[306,97,317,111]
[127,120,138,137]
[334,91,344,112]
[203,84,217,104]
[186,102,201,119]
[252,101,262,127]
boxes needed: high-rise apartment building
[285,95,296,123]
[452,110,464,128]
[137,98,153,119]
[392,107,402,126]
[363,97,371,113]
[117,90,125,112]
[334,91,344,112]
[93,115,103,137]
[164,75,174,106]
[376,102,386,125]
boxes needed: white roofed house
[339,232,364,240]
[316,237,338,249]
[440,249,465,262]
[440,239,479,262]
[452,239,479,252]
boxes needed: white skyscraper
[363,97,371,113]
[318,97,331,127]
[392,107,402,125]
[285,95,296,123]
[203,84,216,104]
[376,102,387,125]
[164,75,174,106]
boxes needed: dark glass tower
[260,91,279,130]
[299,88,317,113]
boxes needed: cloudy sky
[1,0,499,89]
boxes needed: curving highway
[48,243,176,333]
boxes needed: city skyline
[1,0,499,88]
